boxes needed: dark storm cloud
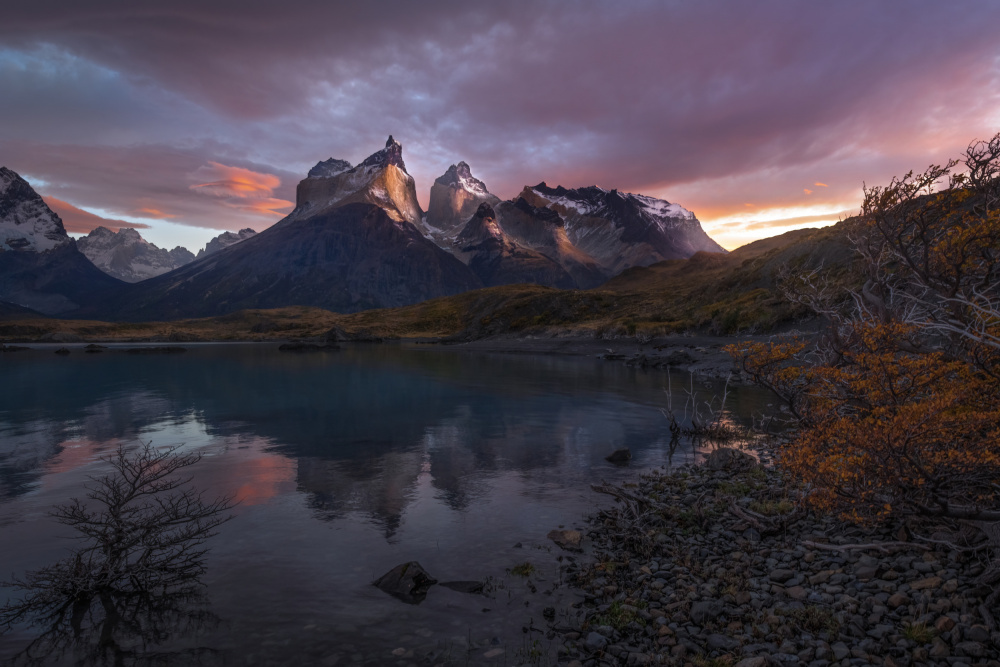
[1,1,998,242]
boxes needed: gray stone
[585,632,608,650]
[956,641,985,657]
[707,634,740,651]
[705,447,758,471]
[547,529,582,551]
[770,569,795,583]
[734,659,767,667]
[690,600,725,625]
[831,642,850,661]
[964,625,990,642]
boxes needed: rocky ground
[544,450,1000,667]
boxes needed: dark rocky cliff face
[0,167,124,313]
[455,203,575,289]
[425,162,501,238]
[0,242,124,315]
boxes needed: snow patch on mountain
[435,162,491,198]
[0,167,71,252]
[308,158,353,179]
[78,226,195,282]
[632,193,695,222]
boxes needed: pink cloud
[42,195,151,233]
[190,162,293,217]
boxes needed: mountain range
[0,137,727,320]
[76,226,258,283]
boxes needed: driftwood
[801,540,929,554]
[591,483,670,513]
[729,501,805,536]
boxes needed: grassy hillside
[0,221,859,343]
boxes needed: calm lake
[0,342,771,665]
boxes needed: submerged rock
[605,447,631,464]
[373,561,438,604]
[438,580,485,595]
[547,529,582,551]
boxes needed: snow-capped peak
[528,182,694,226]
[0,166,71,252]
[435,162,492,197]
[631,193,695,221]
[197,227,257,258]
[308,158,353,179]
[77,226,196,283]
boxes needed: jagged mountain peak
[0,166,71,252]
[308,158,353,179]
[423,161,500,241]
[457,202,501,244]
[292,136,422,227]
[525,182,694,222]
[77,226,195,283]
[475,201,496,219]
[512,196,565,226]
[356,135,407,174]
[197,227,257,258]
[434,161,491,197]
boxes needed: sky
[1,1,998,252]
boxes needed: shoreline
[538,451,1000,667]
[2,332,789,380]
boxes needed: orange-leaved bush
[728,134,1000,524]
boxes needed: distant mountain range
[0,137,726,320]
[76,226,258,283]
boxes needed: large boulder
[373,561,437,604]
[704,447,758,471]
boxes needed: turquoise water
[0,342,769,665]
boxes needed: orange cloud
[191,162,282,197]
[814,182,829,187]
[742,210,854,231]
[803,188,813,195]
[190,162,293,217]
[134,207,177,219]
[43,196,151,233]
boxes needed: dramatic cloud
[1,0,998,250]
[190,162,294,217]
[43,196,150,234]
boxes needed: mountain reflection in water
[0,343,772,664]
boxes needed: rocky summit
[454,202,575,288]
[291,135,423,227]
[197,227,257,258]
[78,226,195,282]
[423,161,501,242]
[0,167,71,253]
[521,182,727,275]
[0,167,123,314]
